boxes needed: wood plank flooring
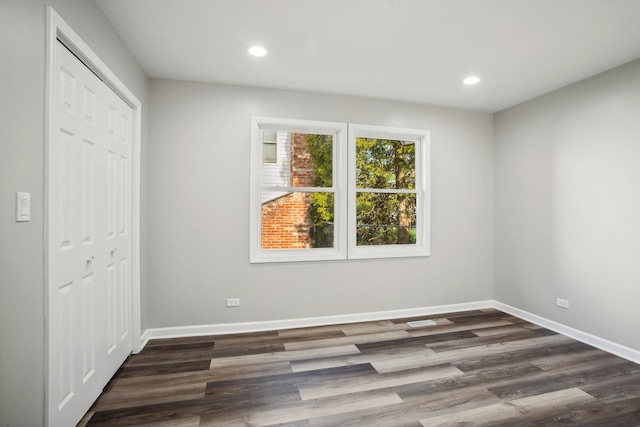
[78,309,640,426]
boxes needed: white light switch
[16,192,30,222]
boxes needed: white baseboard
[493,301,640,365]
[141,300,493,344]
[138,299,640,365]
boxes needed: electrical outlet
[556,298,569,309]
[227,298,240,307]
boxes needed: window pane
[261,132,333,188]
[356,138,415,189]
[263,142,277,163]
[263,130,277,142]
[261,192,334,249]
[356,192,416,246]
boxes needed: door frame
[44,7,142,426]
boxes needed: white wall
[494,59,640,352]
[147,79,494,328]
[0,2,148,426]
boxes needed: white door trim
[45,7,142,426]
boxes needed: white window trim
[348,123,430,259]
[250,117,348,263]
[250,117,430,263]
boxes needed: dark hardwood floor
[79,309,640,426]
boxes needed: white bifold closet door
[50,39,133,427]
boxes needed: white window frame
[250,117,348,263]
[348,124,430,259]
[250,117,430,263]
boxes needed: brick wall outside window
[261,133,316,249]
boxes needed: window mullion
[355,188,417,194]
[260,186,335,193]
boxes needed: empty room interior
[2,0,640,425]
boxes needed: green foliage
[306,134,333,187]
[355,138,416,245]
[306,134,417,247]
[307,135,334,248]
[355,193,416,245]
[356,138,415,190]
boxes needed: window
[348,124,430,259]
[250,117,348,263]
[262,130,277,163]
[250,117,429,263]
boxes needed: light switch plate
[16,192,30,222]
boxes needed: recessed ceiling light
[248,46,267,57]
[463,76,480,85]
